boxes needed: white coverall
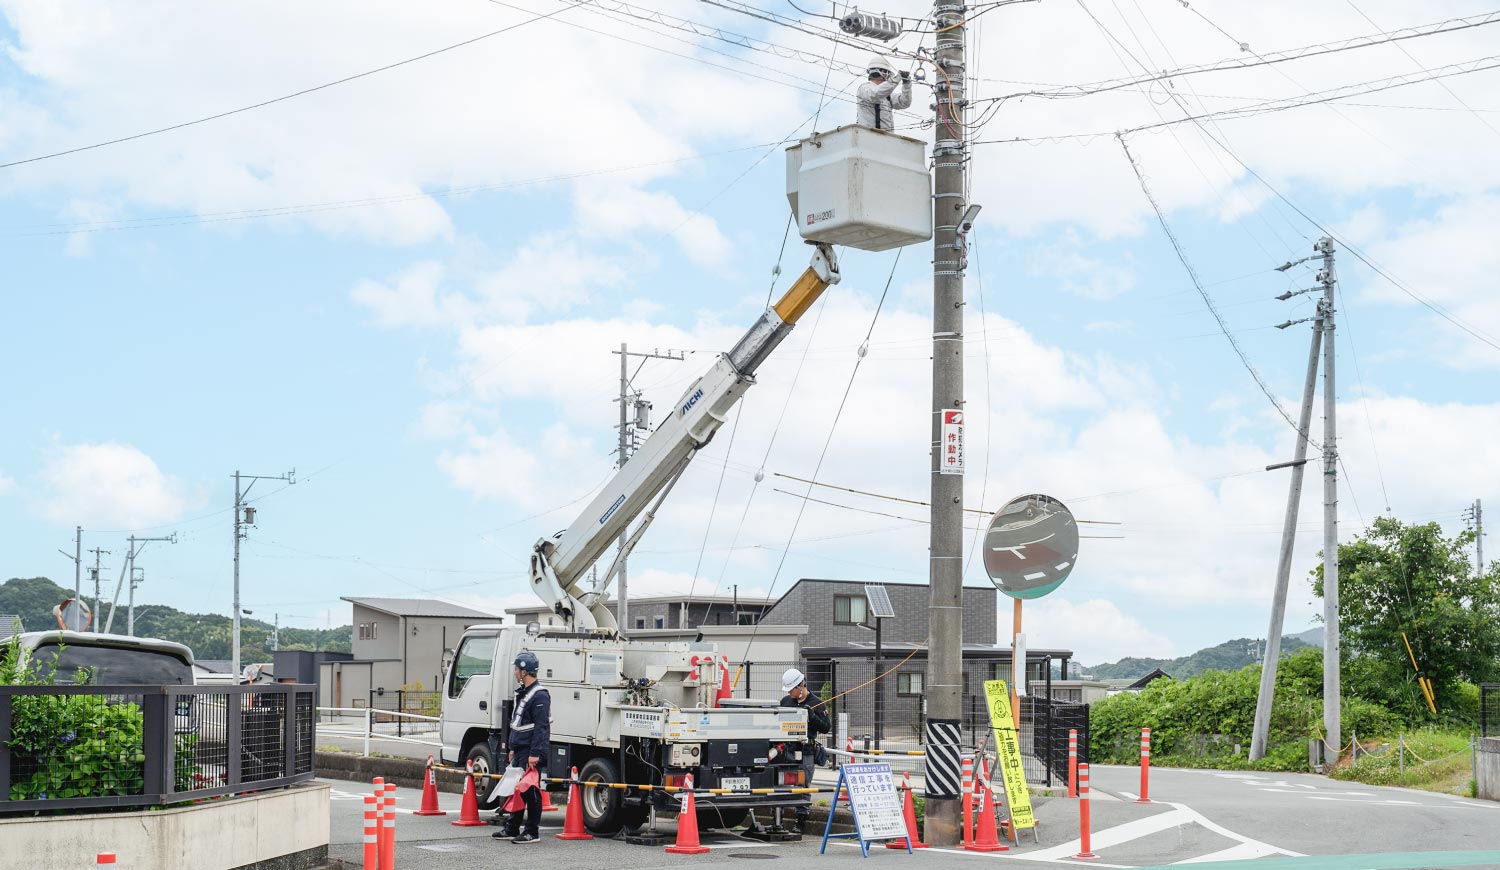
[856,77,912,132]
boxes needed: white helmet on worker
[781,667,806,694]
[866,55,895,80]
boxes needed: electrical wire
[0,7,572,171]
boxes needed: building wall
[760,581,998,647]
[351,605,401,660]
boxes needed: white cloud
[0,470,15,495]
[35,443,192,528]
[1021,598,1176,665]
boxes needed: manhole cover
[727,853,779,859]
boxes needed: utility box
[786,124,932,252]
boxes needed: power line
[0,7,571,171]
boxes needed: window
[636,619,646,630]
[834,595,868,625]
[447,634,496,698]
[897,672,923,696]
[357,622,379,640]
[654,617,665,629]
[737,612,756,626]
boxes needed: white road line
[1022,808,1194,862]
[1116,791,1138,801]
[1258,788,1374,796]
[1306,796,1421,805]
[1174,841,1282,864]
[1090,789,1120,802]
[835,842,1138,868]
[1164,802,1303,859]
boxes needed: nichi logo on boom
[680,388,705,417]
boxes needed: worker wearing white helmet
[780,667,832,831]
[856,54,911,132]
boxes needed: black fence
[1483,683,1498,737]
[0,684,316,814]
[738,659,1089,788]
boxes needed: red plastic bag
[503,766,539,813]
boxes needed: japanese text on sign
[982,680,1036,831]
[841,763,908,841]
[940,409,964,475]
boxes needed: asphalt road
[320,763,1500,870]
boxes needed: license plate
[721,777,751,793]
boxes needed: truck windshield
[448,634,496,698]
[32,643,194,686]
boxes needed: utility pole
[88,547,111,631]
[56,528,84,630]
[1465,499,1484,574]
[233,468,295,680]
[1250,275,1324,760]
[1317,237,1342,762]
[128,567,144,637]
[924,0,973,845]
[104,535,174,634]
[612,344,683,636]
[272,613,281,652]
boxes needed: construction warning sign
[982,679,1036,831]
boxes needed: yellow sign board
[982,680,1036,831]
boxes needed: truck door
[441,631,498,763]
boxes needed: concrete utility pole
[128,567,144,637]
[924,0,972,846]
[88,547,111,631]
[1465,499,1484,574]
[104,535,173,635]
[611,344,683,636]
[1318,237,1342,761]
[56,529,84,630]
[233,468,295,681]
[273,613,280,652]
[1249,287,1324,761]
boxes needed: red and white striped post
[1072,763,1099,861]
[1068,729,1079,798]
[96,855,117,866]
[382,782,397,870]
[363,794,381,870]
[1137,728,1151,804]
[961,755,974,848]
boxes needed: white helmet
[782,667,806,694]
[866,55,895,79]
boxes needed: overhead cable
[0,6,571,170]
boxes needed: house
[1126,667,1172,691]
[1037,677,1112,704]
[506,591,773,632]
[320,597,501,709]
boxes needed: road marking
[1169,802,1303,859]
[1117,791,1138,801]
[1306,796,1422,806]
[1260,788,1374,797]
[1090,789,1120,802]
[1023,808,1194,862]
[1174,841,1283,863]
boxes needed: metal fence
[0,684,316,814]
[1483,683,1499,737]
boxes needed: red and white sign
[940,409,964,475]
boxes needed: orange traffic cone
[451,761,487,827]
[664,774,710,855]
[415,755,447,816]
[541,781,558,813]
[714,656,732,707]
[965,777,1009,852]
[556,766,594,841]
[885,772,930,849]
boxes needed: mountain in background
[0,576,351,660]
[1084,634,1314,682]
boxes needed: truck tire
[466,743,501,811]
[578,757,627,833]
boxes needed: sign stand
[820,762,911,857]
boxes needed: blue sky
[2,0,1496,663]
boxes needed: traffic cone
[541,778,558,813]
[451,761,487,827]
[96,855,116,866]
[556,766,594,841]
[965,777,1009,852]
[885,772,930,849]
[415,756,446,816]
[665,774,710,855]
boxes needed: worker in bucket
[780,667,832,831]
[857,55,911,132]
[494,650,550,844]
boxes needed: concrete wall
[350,604,401,661]
[1478,736,1499,801]
[0,782,329,870]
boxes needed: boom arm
[530,244,840,630]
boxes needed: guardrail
[316,706,442,756]
[0,684,316,814]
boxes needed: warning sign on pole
[982,680,1037,833]
[940,410,964,475]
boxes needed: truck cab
[440,624,812,833]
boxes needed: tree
[1311,516,1500,719]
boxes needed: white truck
[439,244,840,834]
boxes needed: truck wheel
[578,757,626,833]
[698,806,749,830]
[466,743,501,811]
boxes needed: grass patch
[1328,730,1474,795]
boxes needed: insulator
[839,11,902,41]
[857,340,869,359]
[754,468,766,483]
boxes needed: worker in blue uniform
[494,650,550,844]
